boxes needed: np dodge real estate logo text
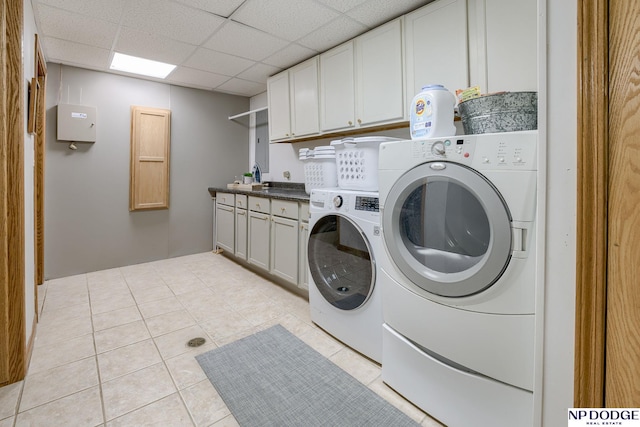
[568,409,640,426]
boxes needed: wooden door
[576,0,640,408]
[605,0,640,406]
[0,0,26,385]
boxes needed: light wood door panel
[605,0,640,407]
[129,106,171,211]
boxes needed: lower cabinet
[248,210,270,270]
[271,215,299,283]
[235,207,247,260]
[217,194,310,292]
[215,203,235,253]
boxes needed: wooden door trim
[1,0,26,385]
[574,0,608,407]
[34,34,46,288]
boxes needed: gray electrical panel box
[57,104,97,142]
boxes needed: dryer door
[308,214,375,310]
[382,162,512,297]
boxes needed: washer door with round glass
[383,162,512,298]
[308,214,375,310]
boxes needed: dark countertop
[208,182,309,202]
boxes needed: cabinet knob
[256,204,261,209]
[348,121,353,126]
[357,119,362,124]
[281,207,286,213]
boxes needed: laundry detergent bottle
[410,84,456,139]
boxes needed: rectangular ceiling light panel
[110,52,176,79]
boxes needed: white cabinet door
[298,220,309,290]
[356,18,405,127]
[270,216,299,284]
[235,208,247,260]
[289,57,320,138]
[320,42,356,132]
[215,204,234,253]
[248,211,270,270]
[405,0,468,108]
[468,0,537,93]
[267,70,291,141]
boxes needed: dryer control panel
[412,137,476,163]
[410,131,537,171]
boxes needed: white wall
[543,0,577,425]
[44,65,249,279]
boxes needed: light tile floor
[0,252,443,427]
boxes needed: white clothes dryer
[308,188,383,363]
[378,131,539,426]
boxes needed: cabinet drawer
[235,194,248,209]
[217,192,235,207]
[272,199,299,220]
[249,196,270,214]
[299,202,309,222]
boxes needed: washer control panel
[354,196,379,212]
[309,190,380,219]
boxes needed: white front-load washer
[378,131,539,426]
[308,188,382,363]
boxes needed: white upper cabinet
[266,0,538,143]
[268,57,319,141]
[267,71,291,141]
[319,41,356,132]
[289,57,320,138]
[355,18,405,127]
[404,0,469,109]
[468,0,537,93]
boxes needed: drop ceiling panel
[32,0,433,97]
[174,0,245,17]
[237,63,282,84]
[42,37,111,70]
[232,0,340,41]
[35,0,127,23]
[315,0,370,14]
[297,16,367,52]
[122,0,226,45]
[167,67,231,90]
[115,28,198,65]
[216,78,267,97]
[261,43,317,69]
[203,21,289,62]
[185,48,255,77]
[36,4,119,49]
[347,0,433,27]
